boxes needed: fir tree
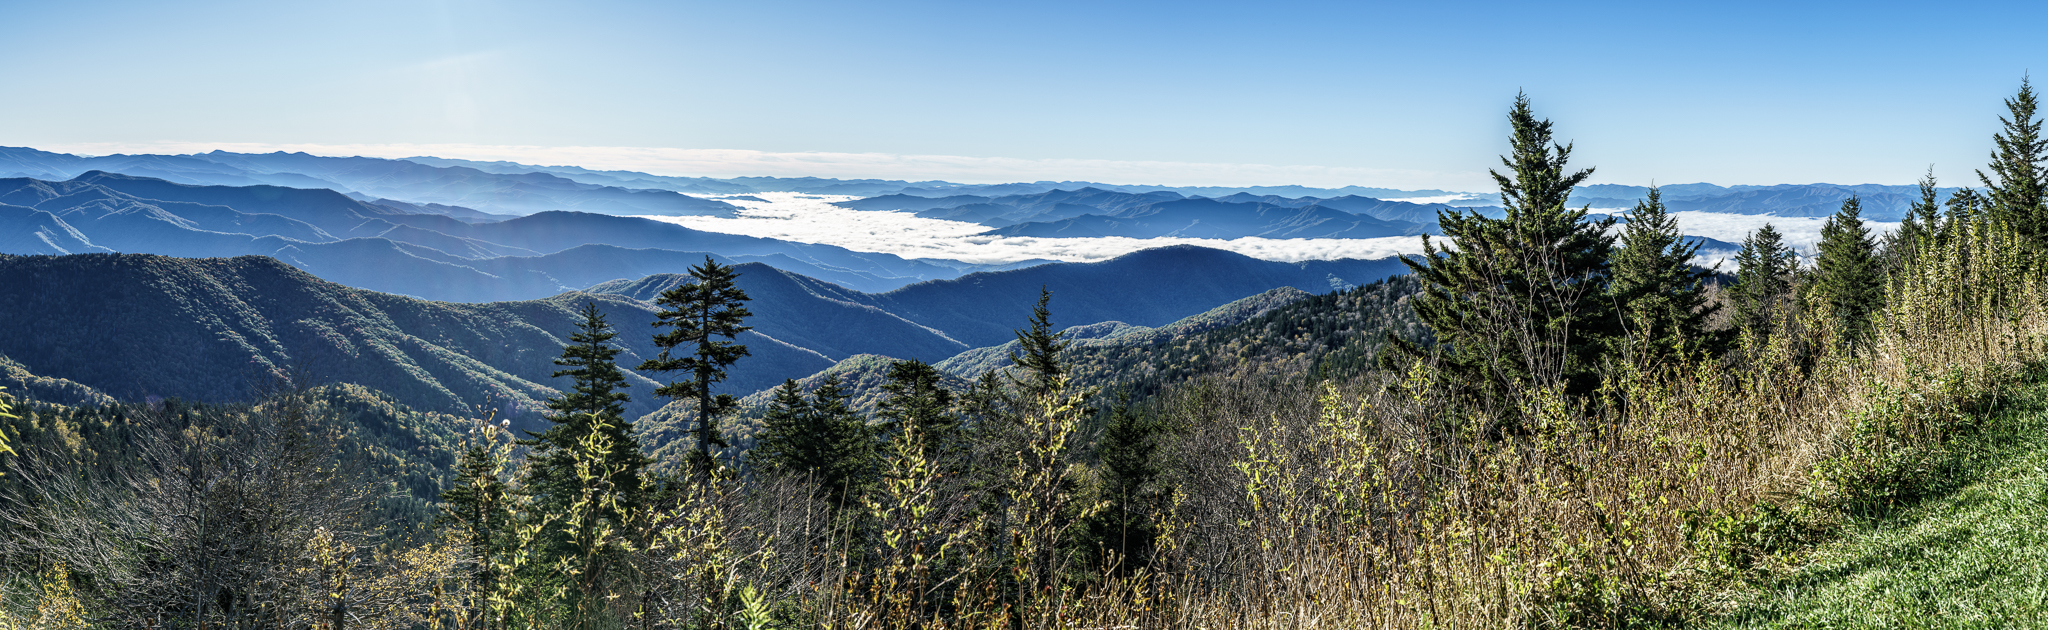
[640,256,752,475]
[752,380,813,472]
[518,301,649,620]
[1728,224,1798,336]
[805,375,871,502]
[524,301,648,518]
[1887,169,1944,271]
[753,376,873,504]
[1078,392,1167,576]
[1812,197,1882,345]
[1978,77,2046,239]
[1394,93,1618,407]
[1609,187,1719,361]
[437,436,514,612]
[1009,286,1069,400]
[876,359,959,456]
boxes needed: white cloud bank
[640,193,1429,265]
[637,195,1897,269]
[39,141,1493,190]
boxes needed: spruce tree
[519,301,649,620]
[1609,187,1719,361]
[438,438,514,610]
[1394,93,1618,407]
[876,359,959,455]
[1009,286,1068,400]
[753,376,872,504]
[640,256,752,475]
[752,380,814,472]
[1078,393,1166,576]
[1887,170,1944,271]
[1728,224,1798,336]
[1812,197,1882,345]
[1978,77,2046,239]
[806,375,871,502]
[524,301,648,517]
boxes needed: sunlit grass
[1718,374,2048,628]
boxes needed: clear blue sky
[3,0,2043,189]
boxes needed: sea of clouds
[638,193,1430,265]
[637,193,1899,268]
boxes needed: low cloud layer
[639,193,1429,264]
[639,195,1900,271]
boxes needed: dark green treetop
[1009,286,1069,400]
[1609,187,1720,361]
[523,301,649,514]
[1812,197,1883,346]
[1979,77,2046,239]
[1395,92,1618,407]
[877,359,959,455]
[639,256,752,474]
[1888,169,1945,271]
[1728,223,1798,336]
[753,376,873,505]
[546,301,632,421]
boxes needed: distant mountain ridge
[0,147,738,218]
[0,172,996,296]
[835,186,1455,240]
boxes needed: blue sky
[3,0,2043,189]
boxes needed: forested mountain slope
[934,275,1426,397]
[589,245,1410,351]
[0,254,835,427]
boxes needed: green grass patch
[1715,377,2048,628]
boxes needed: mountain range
[0,246,1406,429]
[0,147,736,218]
[838,187,1454,239]
[0,171,999,296]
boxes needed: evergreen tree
[1394,93,1618,407]
[752,380,813,472]
[1009,286,1069,400]
[1609,187,1719,361]
[1887,169,1944,271]
[1728,224,1798,336]
[437,437,514,615]
[1978,77,2046,239]
[1812,197,1883,345]
[640,256,752,475]
[876,359,959,455]
[754,376,872,505]
[805,375,871,502]
[518,301,649,622]
[524,301,648,518]
[1078,392,1166,576]
[1942,187,1989,245]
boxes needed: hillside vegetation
[0,83,2044,629]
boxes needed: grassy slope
[1720,378,2048,627]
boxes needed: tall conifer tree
[640,256,752,475]
[1888,169,1944,271]
[1609,187,1719,361]
[754,376,872,504]
[1728,224,1798,336]
[1009,286,1068,400]
[1395,93,1618,406]
[518,301,649,619]
[1812,197,1882,345]
[524,301,648,517]
[877,359,959,457]
[1978,77,2046,239]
